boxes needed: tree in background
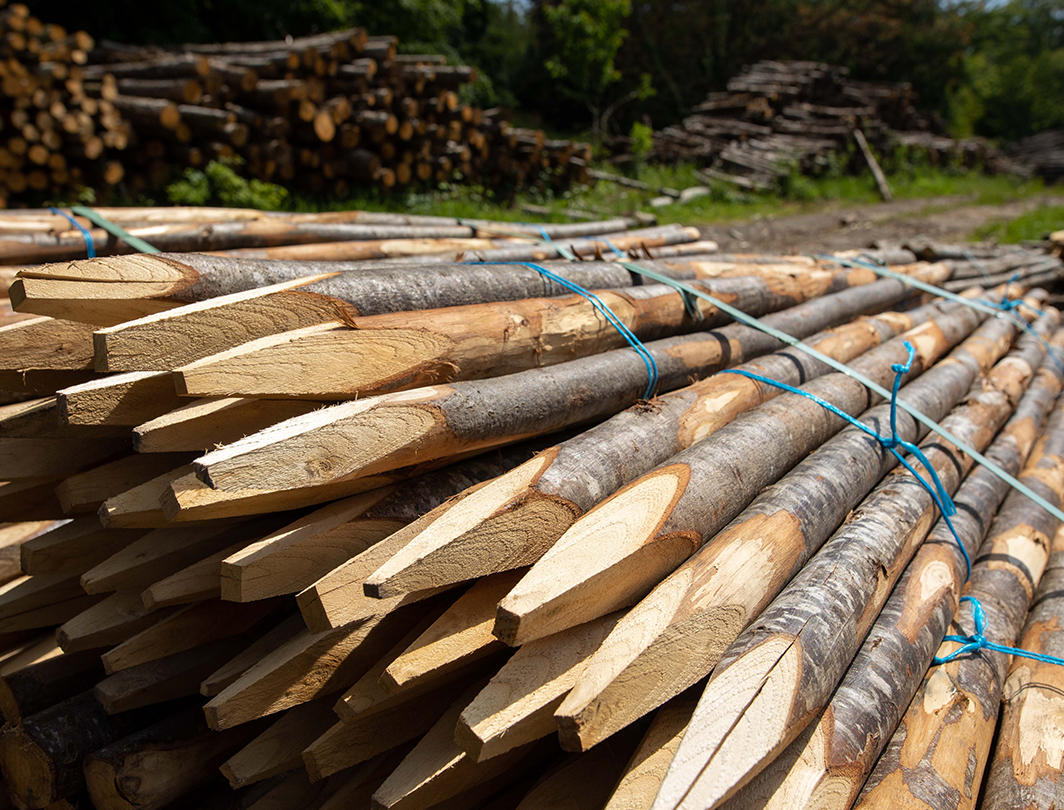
[950,0,1064,140]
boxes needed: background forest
[32,0,1064,145]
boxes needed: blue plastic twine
[933,596,1064,667]
[468,261,659,400]
[723,340,971,580]
[48,207,95,258]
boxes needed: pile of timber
[616,60,1008,190]
[0,2,130,202]
[1007,129,1064,184]
[0,7,591,205]
[0,206,1062,810]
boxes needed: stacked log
[0,10,591,205]
[0,2,132,205]
[1007,130,1064,184]
[617,60,1010,190]
[0,207,1062,810]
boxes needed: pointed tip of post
[491,606,521,647]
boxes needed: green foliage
[974,205,1064,243]
[166,159,289,210]
[541,0,631,102]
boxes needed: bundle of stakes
[0,5,591,206]
[0,205,1061,810]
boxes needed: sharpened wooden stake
[719,329,1064,810]
[57,590,178,653]
[101,598,282,674]
[648,312,1050,809]
[359,275,953,604]
[499,302,989,648]
[857,387,1064,810]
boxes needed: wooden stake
[221,699,336,788]
[173,271,870,400]
[193,292,958,496]
[55,452,193,514]
[383,570,521,692]
[719,332,1064,810]
[0,316,95,371]
[20,518,146,576]
[857,395,1064,810]
[57,590,179,653]
[58,371,184,427]
[101,599,283,674]
[223,445,544,602]
[604,692,699,810]
[133,398,321,453]
[648,313,1050,809]
[371,679,550,810]
[361,284,954,605]
[204,599,441,730]
[498,302,990,647]
[199,614,306,697]
[91,257,678,372]
[94,638,241,713]
[456,613,623,762]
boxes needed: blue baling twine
[842,253,1064,376]
[933,596,1064,667]
[48,207,95,258]
[723,341,971,580]
[473,261,659,400]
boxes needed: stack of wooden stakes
[0,204,1061,810]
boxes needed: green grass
[94,157,1050,230]
[972,204,1064,243]
[279,162,1047,228]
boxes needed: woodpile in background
[1007,129,1064,184]
[0,206,1061,810]
[612,60,1013,191]
[0,3,591,206]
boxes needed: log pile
[0,206,1062,810]
[0,6,591,205]
[1007,129,1064,184]
[618,60,1009,190]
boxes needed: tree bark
[857,375,1064,810]
[647,313,1053,810]
[173,266,938,400]
[0,649,104,724]
[0,691,162,808]
[498,299,999,649]
[83,704,265,810]
[720,331,1064,810]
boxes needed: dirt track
[697,194,1064,254]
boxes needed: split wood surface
[0,206,1059,810]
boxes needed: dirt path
[697,194,1064,254]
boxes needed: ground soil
[697,193,1064,254]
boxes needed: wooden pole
[648,312,1053,809]
[193,274,957,498]
[856,384,1064,810]
[719,331,1064,810]
[357,280,951,604]
[497,299,995,649]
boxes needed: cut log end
[0,727,60,808]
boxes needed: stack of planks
[620,60,1008,190]
[0,205,1062,810]
[0,8,592,205]
[0,2,130,204]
